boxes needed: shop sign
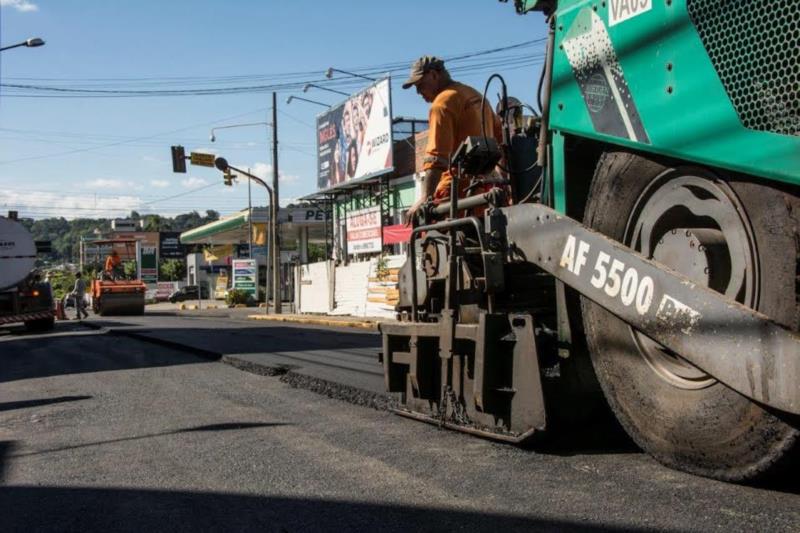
[232,259,258,299]
[139,246,158,284]
[159,231,185,259]
[346,206,381,254]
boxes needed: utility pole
[271,92,281,314]
[247,167,253,259]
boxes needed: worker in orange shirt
[403,56,503,221]
[104,249,123,280]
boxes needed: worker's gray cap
[402,56,446,89]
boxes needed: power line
[0,39,546,98]
[0,106,273,165]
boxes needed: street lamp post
[270,92,280,314]
[303,83,348,97]
[324,67,376,82]
[0,37,45,52]
[286,95,330,108]
[208,93,281,314]
[209,121,269,143]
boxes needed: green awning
[179,212,248,244]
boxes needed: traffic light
[171,145,187,173]
[223,170,234,186]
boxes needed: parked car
[168,285,209,303]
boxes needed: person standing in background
[71,272,88,320]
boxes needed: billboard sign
[232,258,258,300]
[317,78,393,191]
[346,206,382,255]
[159,231,185,259]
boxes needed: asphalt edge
[80,321,221,361]
[78,321,395,411]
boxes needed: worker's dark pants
[75,295,88,319]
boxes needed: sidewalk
[246,313,383,330]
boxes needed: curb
[246,314,379,331]
[179,304,221,311]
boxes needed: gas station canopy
[179,206,328,246]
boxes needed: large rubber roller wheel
[582,151,799,482]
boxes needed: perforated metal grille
[687,0,800,137]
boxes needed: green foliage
[19,210,221,265]
[159,259,186,281]
[123,261,138,279]
[376,253,389,280]
[141,214,164,232]
[307,243,328,263]
[48,270,77,300]
[225,289,251,306]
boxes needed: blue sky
[0,0,547,220]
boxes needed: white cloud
[1,0,38,12]
[249,162,299,184]
[181,176,208,188]
[85,178,142,191]
[83,178,128,189]
[150,179,170,188]
[0,189,141,220]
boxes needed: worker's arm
[406,100,455,222]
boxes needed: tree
[307,243,328,262]
[123,261,138,279]
[142,214,164,232]
[159,259,186,281]
[23,210,226,266]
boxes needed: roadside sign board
[139,246,158,284]
[232,258,258,300]
[190,152,216,167]
[346,206,382,254]
[159,231,185,259]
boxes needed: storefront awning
[382,224,412,245]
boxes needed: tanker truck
[0,212,55,332]
[380,0,799,482]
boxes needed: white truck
[0,212,54,331]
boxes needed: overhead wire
[0,39,546,98]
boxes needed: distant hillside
[17,210,220,264]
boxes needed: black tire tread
[582,150,800,482]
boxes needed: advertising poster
[232,259,258,300]
[317,78,393,191]
[346,206,382,255]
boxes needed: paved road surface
[1,317,798,532]
[87,312,386,396]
